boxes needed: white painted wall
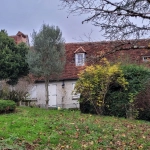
[35,80,79,108]
[57,80,80,108]
[36,83,46,105]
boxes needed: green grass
[0,107,150,149]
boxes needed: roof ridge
[65,38,150,44]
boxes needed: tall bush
[75,59,128,115]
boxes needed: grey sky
[0,0,103,43]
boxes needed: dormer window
[74,47,86,66]
[75,53,85,66]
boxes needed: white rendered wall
[35,80,79,108]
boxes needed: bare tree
[61,0,150,62]
[73,29,97,42]
[0,76,34,105]
[61,0,150,40]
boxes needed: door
[48,84,57,107]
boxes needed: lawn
[0,107,150,150]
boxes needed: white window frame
[143,56,150,62]
[27,85,37,100]
[75,53,85,66]
[72,83,80,100]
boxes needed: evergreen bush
[105,64,150,119]
[0,100,16,113]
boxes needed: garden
[0,106,150,149]
[1,59,150,149]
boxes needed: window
[72,83,80,100]
[28,85,37,100]
[143,56,150,62]
[75,53,85,66]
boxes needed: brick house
[9,31,30,46]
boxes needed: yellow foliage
[75,58,128,109]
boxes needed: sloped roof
[31,39,150,82]
[62,40,150,80]
[9,31,29,44]
[16,31,27,38]
[74,46,86,53]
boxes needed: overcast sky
[0,0,103,44]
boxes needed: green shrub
[135,82,150,121]
[105,64,150,119]
[7,90,27,104]
[80,98,97,114]
[104,90,128,117]
[0,100,16,113]
[76,59,127,115]
[0,89,27,106]
[79,62,150,121]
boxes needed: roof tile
[30,39,150,82]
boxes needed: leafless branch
[61,0,150,40]
[72,29,100,42]
[86,39,150,64]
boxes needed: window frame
[75,53,85,66]
[72,83,80,100]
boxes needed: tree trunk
[45,77,49,109]
[128,104,134,120]
[126,103,134,119]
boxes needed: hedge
[0,100,16,113]
[105,64,150,120]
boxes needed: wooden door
[48,84,57,107]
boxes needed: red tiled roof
[61,40,150,80]
[16,31,27,38]
[30,39,150,82]
[74,46,86,53]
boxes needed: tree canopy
[0,30,29,85]
[27,24,66,108]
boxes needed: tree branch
[61,0,150,40]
